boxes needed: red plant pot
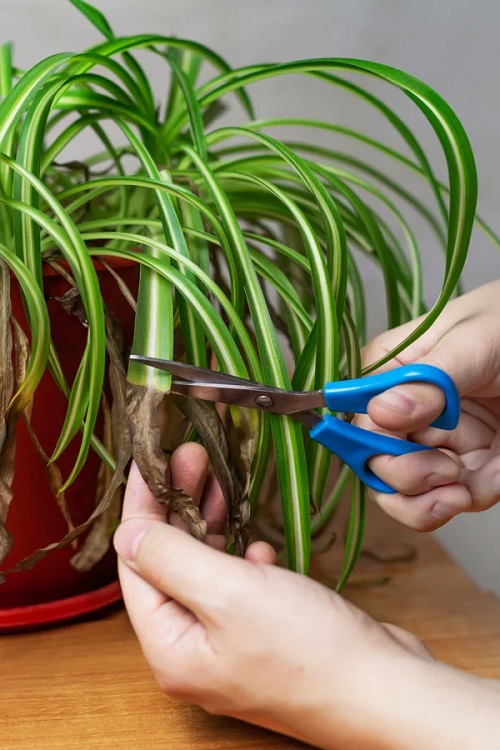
[0,257,139,630]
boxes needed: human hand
[361,280,500,531]
[114,444,443,749]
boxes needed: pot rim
[0,580,122,632]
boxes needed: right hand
[115,445,500,750]
[360,280,500,531]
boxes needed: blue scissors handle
[323,364,459,431]
[311,364,460,494]
[310,416,430,494]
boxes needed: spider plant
[0,0,488,586]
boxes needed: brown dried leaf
[0,310,132,578]
[224,406,257,552]
[52,160,115,179]
[44,259,74,286]
[53,287,88,326]
[70,394,118,570]
[173,396,252,556]
[127,385,206,541]
[11,319,33,423]
[70,311,130,571]
[157,389,186,451]
[228,409,257,504]
[43,262,88,325]
[97,258,137,313]
[13,318,76,544]
[52,160,90,180]
[0,261,15,563]
[22,415,76,545]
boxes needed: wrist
[354,650,500,750]
[269,645,500,750]
[241,640,420,749]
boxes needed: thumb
[114,517,244,621]
[366,318,487,434]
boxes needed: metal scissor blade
[130,355,326,417]
[170,380,325,419]
[129,355,273,390]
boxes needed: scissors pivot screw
[255,394,274,409]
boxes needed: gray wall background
[4,0,500,594]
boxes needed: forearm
[250,654,500,750]
[352,654,500,750]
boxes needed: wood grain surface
[1,503,500,750]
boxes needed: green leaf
[0,245,50,414]
[161,53,207,160]
[2,22,482,585]
[74,33,255,122]
[0,158,106,490]
[68,0,114,39]
[81,229,261,377]
[183,147,311,572]
[118,122,206,381]
[0,42,13,97]
[336,479,366,592]
[164,46,201,124]
[51,355,91,462]
[90,246,249,377]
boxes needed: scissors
[129,355,460,494]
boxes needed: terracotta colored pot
[0,257,139,626]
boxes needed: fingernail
[375,388,415,415]
[431,501,463,520]
[114,520,154,561]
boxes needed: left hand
[114,444,461,750]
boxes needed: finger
[369,447,461,496]
[367,317,500,434]
[361,284,495,378]
[122,460,168,522]
[118,550,199,684]
[118,554,167,623]
[410,407,496,456]
[463,457,500,511]
[207,534,227,551]
[355,413,461,495]
[200,472,227,535]
[368,382,445,434]
[361,317,428,371]
[245,541,277,565]
[168,442,209,531]
[382,623,435,660]
[373,483,472,531]
[117,463,170,621]
[169,442,209,505]
[114,518,247,621]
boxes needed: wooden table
[2,504,500,750]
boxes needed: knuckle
[376,494,441,532]
[372,456,421,495]
[153,668,186,696]
[154,661,208,702]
